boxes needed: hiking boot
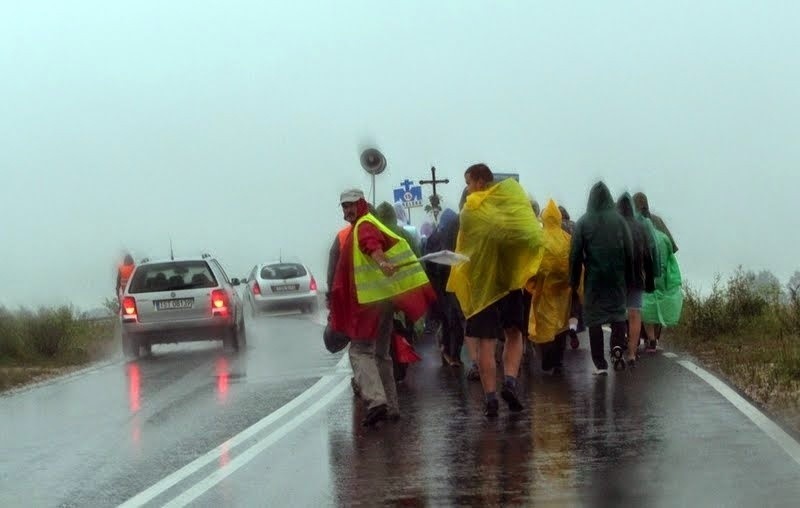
[501,383,524,412]
[362,404,388,427]
[484,399,499,418]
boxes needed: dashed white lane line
[162,376,351,508]
[118,352,349,508]
[662,352,678,358]
[677,360,800,467]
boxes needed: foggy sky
[2,1,799,310]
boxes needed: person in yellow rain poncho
[526,199,581,376]
[447,163,544,418]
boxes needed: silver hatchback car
[244,261,319,315]
[120,255,246,358]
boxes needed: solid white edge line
[117,351,349,508]
[162,376,351,508]
[677,360,800,467]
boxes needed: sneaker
[484,399,499,418]
[646,340,657,353]
[594,368,609,376]
[501,383,524,412]
[466,364,481,381]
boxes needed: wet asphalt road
[0,307,341,507]
[2,310,800,507]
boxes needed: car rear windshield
[129,261,218,293]
[260,263,307,280]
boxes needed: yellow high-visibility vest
[353,214,429,304]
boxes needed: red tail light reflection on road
[216,357,229,403]
[127,363,141,413]
[220,441,231,467]
[132,421,141,447]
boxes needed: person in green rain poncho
[375,202,422,257]
[569,181,634,375]
[641,222,683,350]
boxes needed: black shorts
[465,290,525,339]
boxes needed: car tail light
[309,276,317,292]
[122,296,138,321]
[252,282,261,296]
[211,289,230,317]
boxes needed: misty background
[1,1,798,311]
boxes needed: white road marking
[677,360,800,467]
[162,376,351,508]
[118,352,349,508]
[663,352,678,358]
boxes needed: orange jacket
[118,264,135,290]
[337,225,351,250]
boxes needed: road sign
[393,179,423,208]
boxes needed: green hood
[616,192,637,219]
[587,181,615,213]
[633,192,650,217]
[375,202,397,227]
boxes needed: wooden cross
[419,166,449,221]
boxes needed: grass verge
[669,268,800,435]
[0,306,117,393]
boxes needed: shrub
[0,307,26,359]
[24,306,77,358]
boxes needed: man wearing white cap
[329,188,435,426]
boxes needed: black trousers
[540,330,568,371]
[588,321,627,370]
[440,293,465,361]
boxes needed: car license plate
[271,284,299,292]
[155,298,194,311]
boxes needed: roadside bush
[0,304,115,363]
[725,268,768,331]
[0,307,26,359]
[679,277,728,340]
[677,267,795,342]
[672,267,800,407]
[24,306,76,358]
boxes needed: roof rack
[201,253,212,259]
